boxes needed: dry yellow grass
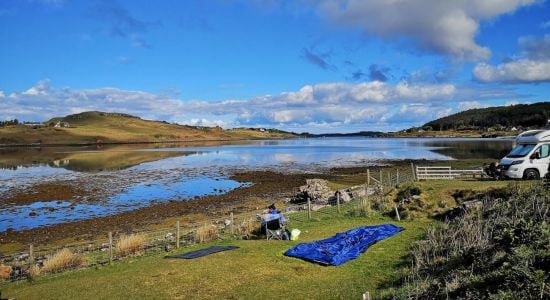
[28,265,41,279]
[0,264,12,280]
[236,219,256,238]
[195,225,219,243]
[115,234,146,257]
[41,249,86,274]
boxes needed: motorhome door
[531,143,550,177]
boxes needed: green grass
[1,179,516,299]
[2,214,429,300]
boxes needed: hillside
[0,111,297,146]
[423,102,550,131]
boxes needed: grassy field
[0,179,517,299]
[2,215,429,300]
[0,111,296,145]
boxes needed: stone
[336,190,352,202]
[297,179,333,204]
[311,204,327,211]
[224,219,232,226]
[351,188,368,199]
[17,253,29,261]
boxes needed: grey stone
[298,179,333,204]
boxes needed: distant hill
[0,111,298,146]
[423,102,550,131]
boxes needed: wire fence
[0,164,417,288]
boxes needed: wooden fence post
[411,162,416,181]
[108,232,113,264]
[29,244,34,265]
[336,192,341,214]
[394,204,401,221]
[367,168,371,185]
[396,168,400,185]
[307,197,312,220]
[230,212,234,235]
[176,221,181,249]
[380,169,383,185]
[388,171,391,187]
[363,291,371,300]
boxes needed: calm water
[0,137,513,231]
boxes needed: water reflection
[0,177,245,231]
[0,137,514,231]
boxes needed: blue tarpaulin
[284,224,404,266]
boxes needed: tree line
[423,102,550,131]
[0,119,19,127]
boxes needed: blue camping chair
[259,213,288,240]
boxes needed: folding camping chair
[259,213,287,240]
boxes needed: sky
[0,0,549,133]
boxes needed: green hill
[0,111,297,146]
[424,102,550,131]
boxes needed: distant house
[54,121,70,128]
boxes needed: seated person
[260,204,289,239]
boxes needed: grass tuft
[42,249,86,274]
[115,234,146,257]
[0,264,12,280]
[195,224,219,243]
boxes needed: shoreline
[0,170,337,248]
[0,134,517,148]
[0,158,493,250]
[0,136,299,149]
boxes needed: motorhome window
[507,144,536,158]
[538,144,550,158]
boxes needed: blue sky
[0,0,549,133]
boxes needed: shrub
[396,185,421,201]
[41,249,86,274]
[116,234,146,257]
[390,184,550,299]
[195,225,219,243]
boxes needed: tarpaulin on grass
[284,224,404,266]
[165,246,239,259]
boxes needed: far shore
[0,131,519,148]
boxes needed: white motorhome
[498,129,550,179]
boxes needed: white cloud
[505,100,520,106]
[314,0,537,61]
[0,79,523,132]
[458,101,489,111]
[473,59,550,83]
[21,79,50,96]
[473,35,550,83]
[386,103,454,123]
[1,81,186,122]
[181,118,227,128]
